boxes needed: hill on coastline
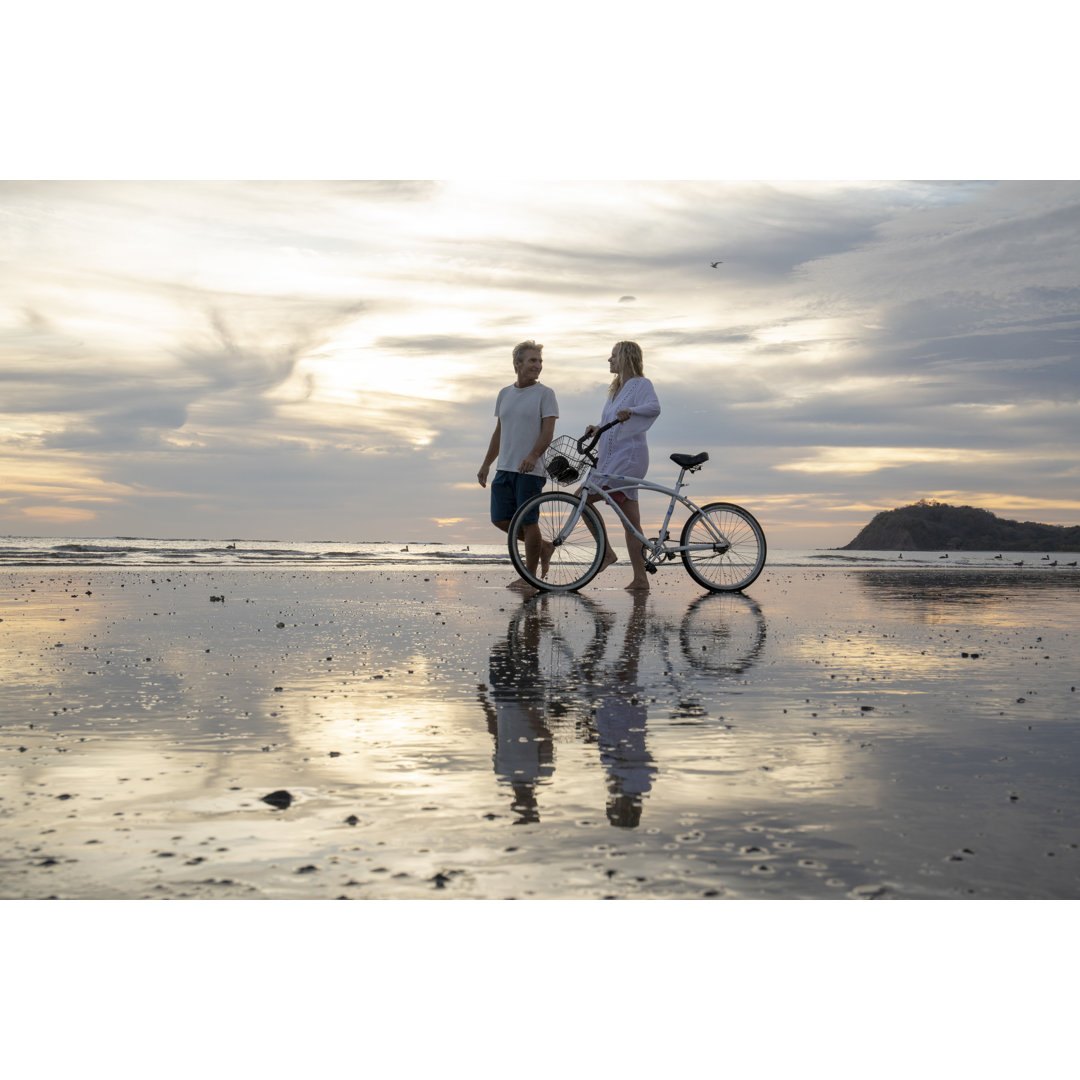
[842,500,1080,552]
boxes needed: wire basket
[543,435,592,486]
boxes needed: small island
[842,500,1080,552]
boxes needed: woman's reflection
[594,592,656,827]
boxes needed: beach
[2,564,1077,900]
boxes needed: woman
[584,340,661,591]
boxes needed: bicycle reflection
[477,590,767,827]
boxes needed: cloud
[20,506,98,524]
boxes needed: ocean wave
[53,543,142,554]
[3,537,1076,572]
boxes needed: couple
[476,339,661,591]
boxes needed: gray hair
[512,340,543,365]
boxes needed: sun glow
[20,506,97,523]
[776,447,1010,475]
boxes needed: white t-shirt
[494,382,560,476]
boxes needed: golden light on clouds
[776,447,1009,476]
[20,506,97,523]
[0,455,132,500]
[927,492,1080,514]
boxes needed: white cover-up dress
[595,377,661,500]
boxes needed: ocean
[1,535,1076,571]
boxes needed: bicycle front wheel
[508,491,606,591]
[680,502,767,592]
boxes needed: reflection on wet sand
[7,568,1078,899]
[677,592,768,677]
[479,590,768,827]
[858,568,1080,607]
[478,606,555,824]
[594,594,654,827]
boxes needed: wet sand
[2,565,1078,899]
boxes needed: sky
[3,179,1078,548]
[2,3,1077,550]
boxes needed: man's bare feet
[625,579,650,591]
[597,549,617,574]
[507,577,537,593]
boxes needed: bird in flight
[710,261,723,268]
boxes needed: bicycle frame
[558,459,731,564]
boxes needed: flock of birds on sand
[908,553,1078,567]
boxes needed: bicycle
[507,420,767,593]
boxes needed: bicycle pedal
[645,564,657,574]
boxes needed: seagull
[993,554,1002,559]
[710,261,723,268]
[1013,560,1024,567]
[1067,561,1077,567]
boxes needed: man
[477,340,558,590]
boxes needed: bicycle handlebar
[576,418,622,457]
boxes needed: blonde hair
[608,340,644,398]
[512,340,543,365]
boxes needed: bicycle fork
[553,495,591,546]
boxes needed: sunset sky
[3,4,1076,550]
[2,179,1078,548]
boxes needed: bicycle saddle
[670,452,709,468]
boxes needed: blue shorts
[491,470,546,525]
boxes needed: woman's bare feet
[597,549,617,574]
[539,540,555,577]
[625,578,650,591]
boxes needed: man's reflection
[477,602,554,823]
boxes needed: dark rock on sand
[261,789,293,809]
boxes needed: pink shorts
[602,485,631,505]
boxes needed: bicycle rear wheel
[508,491,606,591]
[680,502,767,592]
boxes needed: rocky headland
[842,500,1080,552]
